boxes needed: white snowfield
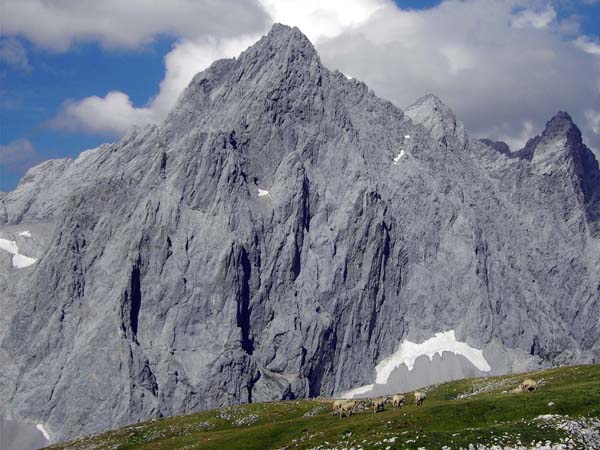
[18,230,32,237]
[340,384,374,400]
[0,237,38,268]
[375,330,491,384]
[36,423,50,441]
[393,150,406,165]
[257,188,271,197]
[0,238,18,254]
[404,134,411,139]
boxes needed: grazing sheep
[391,394,405,409]
[520,379,538,392]
[372,397,385,413]
[414,391,427,406]
[333,399,346,415]
[340,400,356,418]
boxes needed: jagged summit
[166,23,324,142]
[410,93,447,108]
[267,23,312,45]
[542,111,582,144]
[484,111,585,162]
[530,111,587,170]
[405,94,466,145]
[548,110,574,124]
[239,22,318,65]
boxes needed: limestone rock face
[1,24,599,442]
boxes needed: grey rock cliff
[1,24,599,442]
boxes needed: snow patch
[0,237,38,268]
[18,230,32,237]
[342,72,353,80]
[13,253,38,269]
[375,330,491,384]
[404,134,411,139]
[258,188,271,197]
[393,150,406,165]
[36,423,50,441]
[340,384,374,399]
[0,238,18,254]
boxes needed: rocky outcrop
[1,24,599,442]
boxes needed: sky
[1,0,600,191]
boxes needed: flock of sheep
[332,391,426,418]
[332,378,538,418]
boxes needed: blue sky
[1,0,600,191]
[0,37,174,188]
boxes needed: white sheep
[340,400,356,418]
[414,391,427,406]
[372,397,385,413]
[520,379,538,392]
[391,394,405,409]
[333,399,346,415]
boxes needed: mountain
[1,24,600,444]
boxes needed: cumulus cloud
[0,0,269,51]
[575,36,600,55]
[0,139,42,173]
[587,110,600,134]
[48,91,159,136]
[258,0,386,42]
[0,37,31,72]
[511,4,557,29]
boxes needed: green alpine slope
[46,364,600,450]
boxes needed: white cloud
[0,139,41,173]
[575,36,600,56]
[0,0,268,51]
[48,91,159,136]
[587,110,600,134]
[258,0,386,43]
[0,37,30,72]
[511,4,557,29]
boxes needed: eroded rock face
[1,24,599,442]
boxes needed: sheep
[372,397,385,413]
[340,400,357,418]
[414,391,427,406]
[332,399,346,415]
[520,379,538,392]
[391,394,405,409]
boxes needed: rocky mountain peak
[236,23,318,68]
[166,23,324,137]
[266,23,313,48]
[531,111,586,172]
[542,111,581,143]
[405,94,466,146]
